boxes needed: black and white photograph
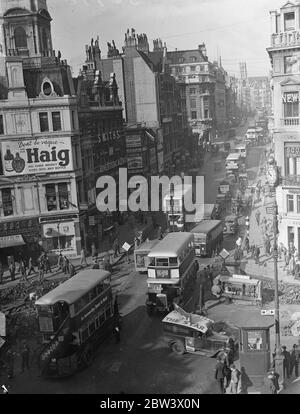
[0,0,299,398]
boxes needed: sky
[48,0,286,77]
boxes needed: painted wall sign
[1,137,73,176]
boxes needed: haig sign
[1,138,73,176]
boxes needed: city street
[6,119,268,395]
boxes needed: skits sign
[1,138,73,176]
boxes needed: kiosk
[236,311,274,389]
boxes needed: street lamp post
[170,184,175,233]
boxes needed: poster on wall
[127,156,143,170]
[1,137,73,177]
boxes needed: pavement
[0,214,159,293]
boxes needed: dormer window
[40,78,56,97]
[14,27,27,49]
[284,12,295,31]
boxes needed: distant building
[248,77,272,113]
[0,0,82,261]
[267,1,300,253]
[166,44,229,142]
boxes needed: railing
[270,31,300,48]
[281,117,300,126]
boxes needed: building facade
[75,39,127,251]
[100,30,189,176]
[0,0,82,262]
[267,1,300,254]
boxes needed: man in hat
[281,346,291,379]
[20,341,30,373]
[290,344,300,377]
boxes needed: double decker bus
[35,270,115,378]
[146,233,197,316]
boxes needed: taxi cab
[223,215,238,235]
[162,307,236,359]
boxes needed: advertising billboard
[1,137,73,176]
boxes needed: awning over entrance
[0,235,25,248]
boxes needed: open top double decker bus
[146,233,197,316]
[35,270,115,378]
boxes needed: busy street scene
[1,0,300,396]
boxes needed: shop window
[14,27,27,49]
[105,306,112,320]
[98,313,105,327]
[284,12,295,31]
[204,109,210,119]
[1,188,13,217]
[288,226,295,247]
[58,183,69,210]
[52,112,62,131]
[89,321,96,335]
[39,112,49,132]
[191,111,197,120]
[81,328,89,343]
[45,184,57,211]
[247,330,263,351]
[287,195,295,213]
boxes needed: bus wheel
[146,304,155,317]
[171,340,185,356]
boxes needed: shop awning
[0,235,25,248]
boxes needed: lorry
[191,220,223,257]
[163,184,193,232]
[245,127,258,147]
[162,306,237,359]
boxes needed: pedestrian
[114,324,121,344]
[228,364,241,394]
[63,256,70,275]
[9,263,15,281]
[0,261,3,285]
[244,237,250,254]
[27,257,36,277]
[255,246,260,265]
[19,259,27,282]
[265,237,271,256]
[92,259,100,270]
[289,255,296,277]
[80,248,87,269]
[264,371,279,394]
[208,266,214,286]
[69,262,76,278]
[6,348,15,379]
[250,244,256,259]
[91,243,97,259]
[113,238,120,258]
[295,261,300,280]
[20,341,30,373]
[255,210,261,226]
[57,253,64,271]
[281,346,291,380]
[290,344,300,377]
[38,262,45,283]
[215,358,226,394]
[44,254,52,274]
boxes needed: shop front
[40,215,81,258]
[0,218,42,265]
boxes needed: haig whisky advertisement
[1,137,73,176]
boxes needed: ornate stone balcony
[281,117,300,127]
[270,31,300,49]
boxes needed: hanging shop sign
[1,137,73,177]
[43,222,75,238]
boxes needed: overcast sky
[48,0,285,77]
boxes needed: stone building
[267,1,300,254]
[75,38,126,251]
[99,30,188,176]
[0,0,82,261]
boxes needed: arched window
[14,27,27,49]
